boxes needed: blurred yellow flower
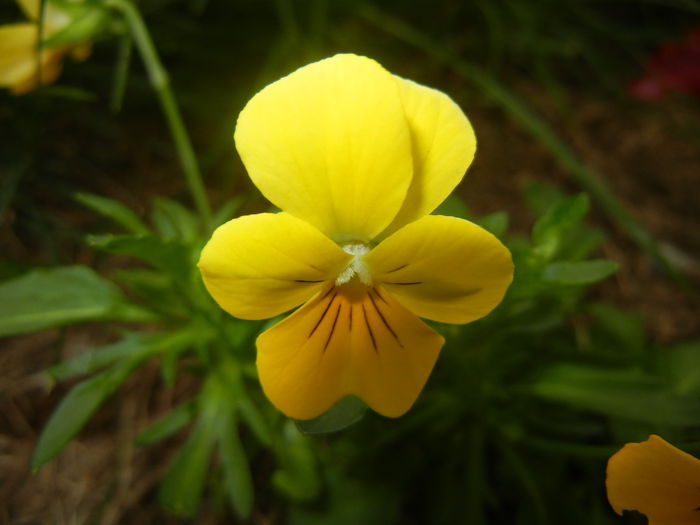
[199,54,513,420]
[0,0,92,94]
[607,434,700,525]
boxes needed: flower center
[335,242,372,287]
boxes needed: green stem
[360,6,693,295]
[105,0,213,227]
[110,31,132,113]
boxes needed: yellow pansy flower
[0,0,92,94]
[199,54,513,420]
[606,434,700,525]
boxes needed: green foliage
[0,266,144,337]
[75,192,150,235]
[158,416,217,517]
[296,396,368,435]
[32,358,140,471]
[4,1,698,519]
[7,180,694,522]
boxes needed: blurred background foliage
[1,0,700,523]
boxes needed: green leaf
[588,302,645,351]
[219,414,254,519]
[158,420,216,517]
[532,193,589,260]
[211,196,246,228]
[75,192,149,235]
[474,211,509,237]
[48,327,201,381]
[238,397,272,446]
[135,401,196,446]
[295,395,368,434]
[88,234,191,278]
[433,194,470,220]
[41,6,110,48]
[524,181,565,217]
[529,364,700,425]
[663,341,700,396]
[151,197,200,242]
[0,266,126,337]
[272,421,320,502]
[31,359,142,471]
[48,333,150,380]
[541,260,618,285]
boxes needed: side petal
[0,24,38,88]
[16,0,39,20]
[198,212,350,320]
[0,24,64,94]
[380,77,476,237]
[606,435,700,525]
[365,215,513,324]
[256,283,443,420]
[234,54,413,243]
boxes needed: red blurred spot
[628,25,700,100]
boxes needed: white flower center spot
[335,242,372,287]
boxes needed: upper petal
[234,54,413,243]
[256,282,443,420]
[365,215,513,324]
[606,435,700,525]
[380,77,476,237]
[198,212,350,320]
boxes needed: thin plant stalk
[105,0,213,227]
[360,6,693,294]
[110,32,133,113]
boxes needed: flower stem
[105,0,213,227]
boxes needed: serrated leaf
[0,266,126,337]
[135,401,196,446]
[541,260,618,285]
[88,234,191,278]
[158,420,216,517]
[31,359,141,471]
[75,192,149,235]
[295,395,368,434]
[219,413,254,519]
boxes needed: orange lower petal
[606,435,700,525]
[256,280,444,420]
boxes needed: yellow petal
[234,54,413,243]
[381,77,477,237]
[365,215,513,324]
[256,281,443,420]
[606,435,700,525]
[0,24,64,93]
[198,212,350,320]
[16,0,39,20]
[0,24,39,88]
